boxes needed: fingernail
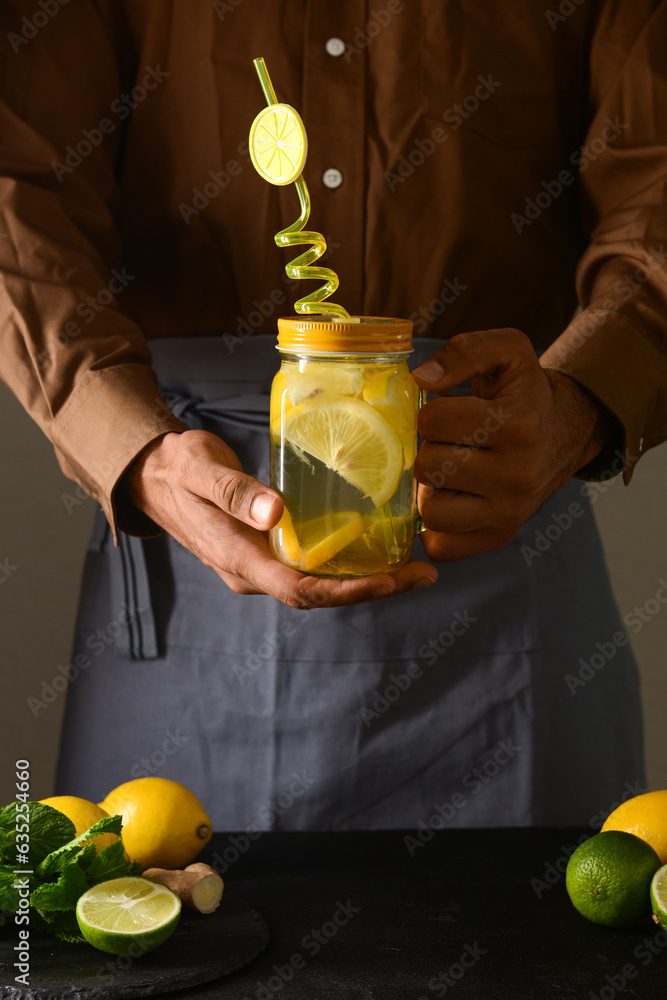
[251,493,277,524]
[372,584,395,598]
[411,576,437,589]
[413,360,444,385]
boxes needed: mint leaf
[36,908,85,944]
[2,802,74,868]
[75,842,99,873]
[37,814,122,878]
[0,866,31,912]
[30,861,88,912]
[86,839,135,886]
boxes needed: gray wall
[1,381,666,803]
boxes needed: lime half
[651,864,667,929]
[76,876,181,955]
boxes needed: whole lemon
[602,790,667,864]
[39,796,119,853]
[98,778,212,871]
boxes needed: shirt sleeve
[0,0,185,541]
[539,0,667,483]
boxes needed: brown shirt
[1,0,666,538]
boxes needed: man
[1,1,665,828]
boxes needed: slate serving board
[0,894,269,1000]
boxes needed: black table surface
[156,828,667,999]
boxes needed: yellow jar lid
[277,315,413,353]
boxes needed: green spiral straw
[249,57,349,318]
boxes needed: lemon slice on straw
[249,103,307,185]
[76,876,181,955]
[283,399,403,508]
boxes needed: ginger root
[142,862,224,913]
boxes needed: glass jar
[269,315,420,577]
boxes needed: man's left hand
[411,328,617,562]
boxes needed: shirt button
[325,37,346,58]
[322,168,343,189]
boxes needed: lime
[283,398,403,508]
[566,830,660,927]
[249,103,307,185]
[602,789,667,864]
[76,877,181,955]
[650,864,667,929]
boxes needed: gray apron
[56,335,644,829]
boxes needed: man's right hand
[121,430,438,609]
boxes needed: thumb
[412,328,535,395]
[185,430,284,530]
[209,466,284,530]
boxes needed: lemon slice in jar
[363,367,419,469]
[249,103,307,185]
[283,399,403,508]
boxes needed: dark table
[173,828,666,999]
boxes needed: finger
[218,523,438,607]
[411,328,537,396]
[420,526,518,562]
[295,559,438,608]
[418,488,494,534]
[181,431,284,530]
[415,442,501,493]
[418,395,513,447]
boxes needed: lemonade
[269,317,420,577]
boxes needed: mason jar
[269,315,420,577]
